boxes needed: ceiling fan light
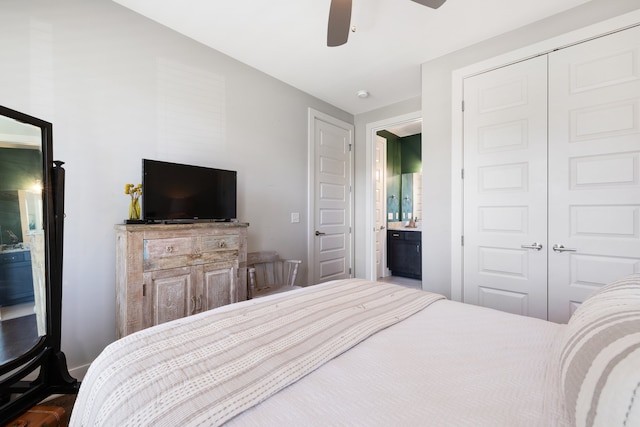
[328,0,447,47]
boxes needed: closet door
[547,25,640,323]
[462,56,549,319]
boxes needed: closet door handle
[521,243,543,251]
[315,231,326,236]
[553,244,576,253]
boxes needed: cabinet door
[403,233,422,277]
[395,240,421,278]
[387,231,402,270]
[198,261,237,312]
[143,266,195,327]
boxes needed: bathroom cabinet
[387,230,421,279]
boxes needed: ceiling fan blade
[327,0,352,47]
[411,0,447,9]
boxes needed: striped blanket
[70,279,444,426]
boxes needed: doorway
[364,111,422,284]
[308,108,354,285]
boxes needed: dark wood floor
[43,394,76,426]
[0,314,39,365]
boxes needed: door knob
[315,230,326,236]
[520,243,543,251]
[553,244,576,253]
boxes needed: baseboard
[69,363,90,382]
[21,362,89,383]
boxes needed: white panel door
[548,26,640,322]
[312,114,353,284]
[463,56,549,319]
[375,135,387,279]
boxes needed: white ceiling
[386,120,423,138]
[112,0,592,115]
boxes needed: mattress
[70,279,569,426]
[227,298,569,426]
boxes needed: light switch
[291,212,300,223]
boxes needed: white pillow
[559,273,640,427]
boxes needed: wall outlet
[291,212,300,223]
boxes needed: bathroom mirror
[0,105,77,423]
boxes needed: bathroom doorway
[364,112,422,283]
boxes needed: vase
[129,198,141,220]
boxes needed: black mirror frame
[0,105,78,423]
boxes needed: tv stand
[114,222,249,338]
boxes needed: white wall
[421,0,640,297]
[0,0,352,375]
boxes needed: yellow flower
[124,183,142,198]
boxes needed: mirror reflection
[383,130,422,225]
[0,114,46,366]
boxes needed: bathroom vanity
[0,248,34,307]
[387,229,421,279]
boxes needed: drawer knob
[165,246,174,253]
[219,240,226,248]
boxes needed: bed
[70,275,640,426]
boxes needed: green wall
[400,134,421,174]
[0,148,42,191]
[0,148,42,244]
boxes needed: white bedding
[227,298,570,427]
[71,279,570,426]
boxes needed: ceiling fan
[327,0,447,46]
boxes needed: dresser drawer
[143,234,239,271]
[387,230,421,241]
[200,234,239,252]
[144,237,192,260]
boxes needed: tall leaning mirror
[0,105,77,423]
[0,109,45,364]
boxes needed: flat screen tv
[142,159,237,222]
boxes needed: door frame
[450,11,640,302]
[364,111,422,281]
[307,108,355,285]
[374,134,389,280]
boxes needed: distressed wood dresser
[115,222,249,338]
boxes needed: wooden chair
[247,251,302,299]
